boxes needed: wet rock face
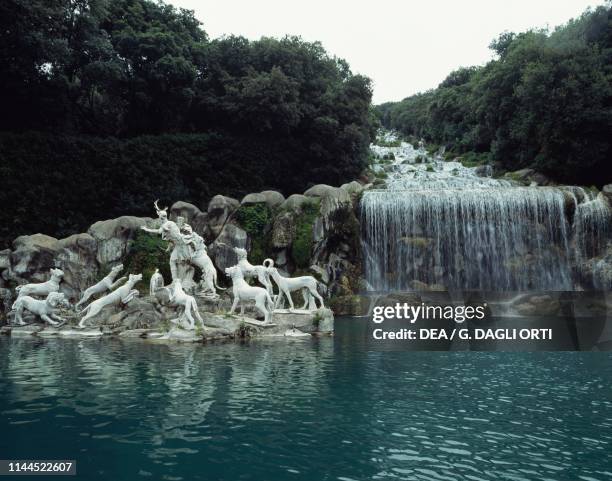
[88,216,151,265]
[207,195,239,238]
[55,233,98,301]
[9,234,60,282]
[271,212,295,248]
[210,223,247,272]
[280,194,310,212]
[1,177,367,319]
[241,191,285,210]
[170,201,208,236]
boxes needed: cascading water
[361,134,611,291]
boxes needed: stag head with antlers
[153,200,168,220]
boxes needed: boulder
[120,297,163,330]
[310,264,329,284]
[275,249,288,267]
[207,195,239,238]
[241,192,267,205]
[260,190,285,209]
[505,168,552,186]
[0,249,10,270]
[9,234,60,282]
[210,223,247,272]
[88,216,151,266]
[170,201,202,224]
[603,184,612,205]
[280,194,310,212]
[170,201,208,236]
[55,233,98,301]
[340,181,364,196]
[304,184,351,203]
[241,191,285,210]
[271,212,295,248]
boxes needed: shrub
[291,200,320,268]
[123,232,171,294]
[234,204,273,264]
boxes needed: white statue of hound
[76,264,126,309]
[234,247,273,294]
[15,268,64,299]
[225,265,274,323]
[12,292,70,326]
[168,279,203,330]
[78,273,142,327]
[266,262,325,311]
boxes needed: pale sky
[170,0,607,104]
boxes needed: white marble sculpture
[225,265,274,323]
[15,268,64,299]
[76,264,126,309]
[12,292,70,326]
[150,268,164,296]
[181,224,223,297]
[78,273,142,327]
[168,279,204,330]
[142,201,222,294]
[141,201,195,288]
[234,247,273,293]
[267,264,325,311]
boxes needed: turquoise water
[1,318,611,481]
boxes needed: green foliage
[376,5,612,186]
[235,204,272,264]
[0,0,376,247]
[123,232,171,294]
[458,152,491,167]
[235,204,272,237]
[291,201,320,268]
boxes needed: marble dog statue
[76,264,126,309]
[234,247,273,294]
[12,292,70,326]
[168,279,203,330]
[266,264,325,311]
[15,268,64,299]
[225,265,274,323]
[78,273,142,327]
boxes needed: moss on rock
[123,231,171,293]
[291,200,320,268]
[234,204,273,264]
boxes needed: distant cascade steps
[361,142,611,291]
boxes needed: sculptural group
[8,201,327,332]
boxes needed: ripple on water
[0,336,611,481]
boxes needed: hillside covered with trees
[377,5,612,186]
[0,0,375,247]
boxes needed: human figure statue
[141,201,195,289]
[150,268,164,296]
[181,224,223,297]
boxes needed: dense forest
[377,5,612,187]
[0,0,375,247]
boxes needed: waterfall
[362,136,611,291]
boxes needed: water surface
[1,318,611,481]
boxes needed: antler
[153,199,167,214]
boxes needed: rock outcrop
[88,216,151,265]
